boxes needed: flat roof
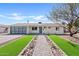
[10,23,64,27]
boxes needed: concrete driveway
[0,35,22,45]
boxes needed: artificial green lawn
[0,35,33,56]
[49,35,79,56]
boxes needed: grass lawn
[0,35,33,56]
[49,35,79,56]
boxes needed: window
[44,27,46,28]
[48,26,51,29]
[56,27,59,31]
[32,27,37,30]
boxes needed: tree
[47,3,79,37]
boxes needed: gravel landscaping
[21,35,67,56]
[21,35,53,56]
[20,36,37,56]
[1,34,79,56]
[45,36,65,56]
[49,35,79,56]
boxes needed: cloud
[7,13,27,20]
[7,16,26,20]
[26,16,36,18]
[0,13,48,22]
[7,13,44,20]
[33,16,47,20]
[10,13,19,16]
[0,14,5,18]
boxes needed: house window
[32,27,37,30]
[48,27,51,29]
[44,27,46,28]
[56,27,59,31]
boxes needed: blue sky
[0,3,61,25]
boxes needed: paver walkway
[0,35,22,45]
[32,35,53,56]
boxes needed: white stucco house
[7,22,65,34]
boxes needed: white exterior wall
[42,27,54,34]
[42,26,64,34]
[29,27,39,34]
[56,27,64,34]
[27,26,29,34]
[8,27,10,34]
[9,24,64,34]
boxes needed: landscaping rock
[45,36,65,56]
[21,36,37,56]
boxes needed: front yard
[49,35,79,56]
[0,35,33,56]
[0,34,79,56]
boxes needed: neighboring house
[0,24,8,33]
[0,27,6,33]
[8,22,64,34]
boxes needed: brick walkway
[0,35,22,45]
[32,35,53,56]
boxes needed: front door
[39,27,42,34]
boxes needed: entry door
[39,27,42,34]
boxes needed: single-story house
[7,22,64,34]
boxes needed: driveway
[0,35,22,45]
